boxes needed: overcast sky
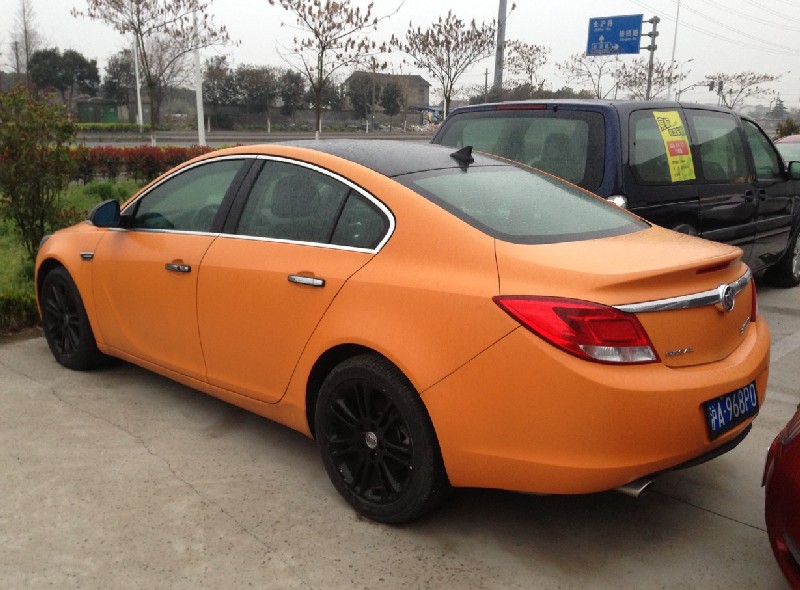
[1,0,799,107]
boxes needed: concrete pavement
[1,281,798,589]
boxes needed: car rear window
[397,166,647,244]
[434,109,606,191]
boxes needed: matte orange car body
[36,144,770,504]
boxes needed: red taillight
[494,296,658,364]
[750,281,758,322]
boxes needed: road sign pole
[644,16,660,100]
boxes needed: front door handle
[744,190,755,203]
[165,263,191,273]
[288,274,325,287]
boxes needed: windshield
[397,165,647,244]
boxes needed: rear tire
[766,229,800,288]
[40,267,104,370]
[315,354,451,524]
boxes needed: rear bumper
[421,318,770,494]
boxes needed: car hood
[495,225,755,367]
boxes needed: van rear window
[434,109,606,191]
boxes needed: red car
[764,404,800,588]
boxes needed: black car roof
[279,139,506,178]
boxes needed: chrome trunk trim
[614,269,751,314]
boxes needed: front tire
[315,354,450,524]
[40,267,104,370]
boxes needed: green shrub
[0,86,76,262]
[0,287,38,334]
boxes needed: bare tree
[267,0,399,134]
[9,0,43,84]
[73,0,230,127]
[505,40,549,97]
[614,58,687,101]
[704,71,778,110]
[393,11,495,117]
[557,53,620,99]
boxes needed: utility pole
[493,0,507,90]
[666,0,681,100]
[193,3,206,146]
[130,1,144,133]
[644,16,660,101]
[13,41,21,76]
[484,69,489,102]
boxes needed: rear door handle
[288,274,325,287]
[758,189,768,201]
[165,263,191,273]
[744,190,755,203]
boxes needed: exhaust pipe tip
[615,477,657,498]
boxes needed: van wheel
[40,267,104,370]
[767,230,800,288]
[314,354,451,524]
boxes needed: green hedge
[76,123,170,133]
[0,288,38,334]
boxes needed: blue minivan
[432,100,800,287]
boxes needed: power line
[694,0,800,31]
[741,0,800,22]
[629,0,800,56]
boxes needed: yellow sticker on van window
[653,111,696,182]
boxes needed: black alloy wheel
[315,354,450,524]
[41,267,103,370]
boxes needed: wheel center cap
[364,431,378,450]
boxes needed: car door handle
[758,189,768,201]
[288,274,325,287]
[165,263,191,273]
[744,190,755,203]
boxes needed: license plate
[704,381,759,439]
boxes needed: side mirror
[788,161,800,181]
[88,199,121,228]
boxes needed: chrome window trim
[120,154,249,215]
[217,232,379,254]
[119,153,395,255]
[615,269,751,314]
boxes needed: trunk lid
[495,226,755,367]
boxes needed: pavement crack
[652,490,767,533]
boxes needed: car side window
[237,161,350,243]
[685,110,748,184]
[742,119,783,180]
[630,113,673,184]
[131,160,243,231]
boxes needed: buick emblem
[717,284,735,313]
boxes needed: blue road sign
[587,14,643,56]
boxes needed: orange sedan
[36,141,769,523]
